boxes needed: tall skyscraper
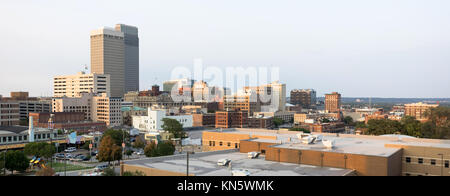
[325,92,341,113]
[90,27,125,97]
[115,24,140,93]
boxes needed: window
[405,157,411,163]
[446,161,449,168]
[235,143,238,149]
[227,142,231,147]
[209,141,213,146]
[431,159,436,165]
[418,158,423,164]
[219,142,223,146]
[405,173,411,176]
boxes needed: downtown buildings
[290,89,317,109]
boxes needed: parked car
[54,153,65,159]
[65,147,77,153]
[134,150,144,155]
[90,150,98,156]
[232,169,251,176]
[94,164,109,172]
[217,159,231,166]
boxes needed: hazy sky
[1,0,450,98]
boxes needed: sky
[1,0,450,98]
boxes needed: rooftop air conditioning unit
[322,140,335,149]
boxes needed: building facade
[215,110,248,129]
[290,89,316,109]
[132,108,193,132]
[52,92,122,127]
[91,27,125,97]
[325,92,342,113]
[53,72,110,97]
[404,102,439,122]
[115,24,139,93]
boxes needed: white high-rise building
[53,72,110,97]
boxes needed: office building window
[418,158,423,164]
[445,161,449,168]
[431,159,436,165]
[405,157,411,163]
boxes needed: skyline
[1,0,450,98]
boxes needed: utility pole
[438,153,444,176]
[186,151,194,176]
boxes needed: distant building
[224,92,261,116]
[325,92,341,113]
[0,100,19,126]
[1,92,51,121]
[244,81,286,112]
[215,110,248,129]
[404,102,439,122]
[29,112,107,133]
[248,116,273,128]
[132,108,193,132]
[290,89,316,109]
[192,113,216,127]
[53,72,110,97]
[52,92,123,127]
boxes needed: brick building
[215,110,248,129]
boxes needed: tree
[36,167,56,176]
[289,127,310,133]
[401,116,422,137]
[366,119,403,135]
[161,118,186,139]
[82,141,92,150]
[98,135,122,164]
[24,142,55,161]
[102,129,130,146]
[273,118,284,128]
[132,135,145,149]
[144,142,158,157]
[156,141,175,156]
[343,116,354,126]
[321,118,331,123]
[4,150,29,175]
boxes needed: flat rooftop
[123,150,354,176]
[204,128,450,157]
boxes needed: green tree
[98,135,122,164]
[401,116,422,137]
[24,142,55,161]
[4,150,29,175]
[366,119,403,135]
[156,141,175,156]
[82,141,92,150]
[161,118,186,139]
[289,127,310,133]
[343,116,354,125]
[102,129,130,146]
[273,118,284,128]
